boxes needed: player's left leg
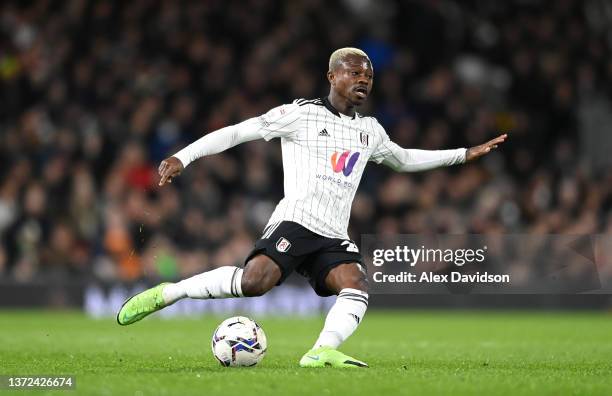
[300,262,369,368]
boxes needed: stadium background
[1,0,612,312]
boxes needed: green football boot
[116,283,171,326]
[299,346,368,368]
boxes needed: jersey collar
[322,97,357,120]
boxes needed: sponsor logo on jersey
[314,174,355,189]
[276,237,291,253]
[331,150,360,176]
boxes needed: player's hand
[465,134,507,162]
[158,156,184,186]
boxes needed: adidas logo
[318,128,330,137]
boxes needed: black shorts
[244,221,364,297]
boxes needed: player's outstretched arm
[157,124,261,186]
[378,133,507,172]
[157,126,260,186]
[465,134,507,162]
[157,103,301,187]
[157,108,291,187]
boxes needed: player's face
[329,55,373,106]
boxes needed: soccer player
[116,47,506,368]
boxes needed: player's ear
[327,70,335,86]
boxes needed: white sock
[313,288,368,349]
[162,266,243,304]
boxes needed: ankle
[161,282,185,304]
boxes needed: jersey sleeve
[172,102,301,167]
[369,120,466,171]
[256,103,302,141]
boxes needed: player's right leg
[299,262,369,368]
[116,255,280,325]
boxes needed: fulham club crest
[276,237,292,253]
[360,132,369,147]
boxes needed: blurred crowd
[1,0,611,282]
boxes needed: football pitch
[1,310,611,395]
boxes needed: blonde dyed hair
[328,47,371,71]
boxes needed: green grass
[1,310,611,395]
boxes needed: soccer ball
[211,316,267,367]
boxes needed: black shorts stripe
[262,222,280,239]
[262,222,273,236]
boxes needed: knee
[241,255,281,297]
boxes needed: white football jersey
[257,98,393,240]
[174,96,465,240]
